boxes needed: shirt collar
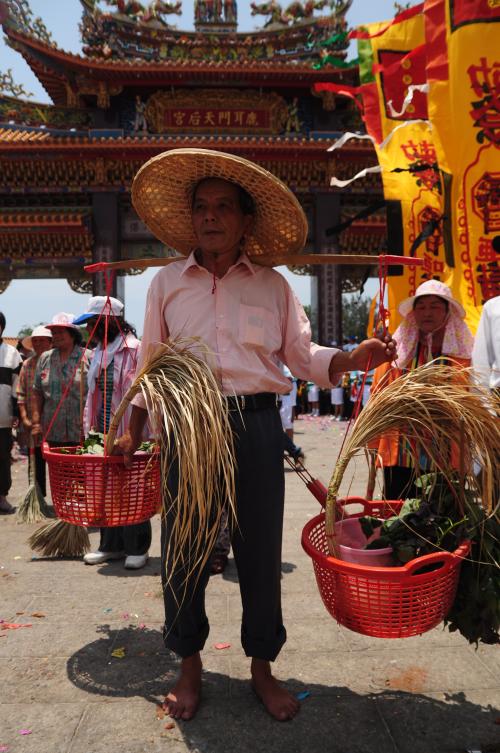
[180,250,257,277]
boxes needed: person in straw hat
[370,279,474,501]
[115,149,397,722]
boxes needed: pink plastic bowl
[334,517,394,567]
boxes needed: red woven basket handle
[403,541,471,577]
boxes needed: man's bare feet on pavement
[251,658,300,721]
[163,653,202,721]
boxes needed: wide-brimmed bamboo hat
[131,148,308,258]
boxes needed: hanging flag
[424,0,500,331]
[355,6,450,330]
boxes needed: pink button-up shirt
[132,252,339,408]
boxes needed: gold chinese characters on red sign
[145,89,289,134]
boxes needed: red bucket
[43,443,161,527]
[301,499,470,638]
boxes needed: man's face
[191,178,253,257]
[413,295,448,334]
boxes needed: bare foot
[251,658,300,721]
[163,653,202,721]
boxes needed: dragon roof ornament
[78,0,351,64]
[0,68,32,98]
[0,0,54,44]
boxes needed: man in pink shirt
[116,149,396,723]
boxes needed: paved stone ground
[1,416,499,753]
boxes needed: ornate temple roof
[0,0,354,106]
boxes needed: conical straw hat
[131,148,308,258]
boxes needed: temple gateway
[0,0,385,344]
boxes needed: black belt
[226,392,278,412]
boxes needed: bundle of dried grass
[326,363,500,555]
[28,519,90,558]
[17,445,54,524]
[109,338,236,591]
[16,484,52,524]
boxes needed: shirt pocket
[239,304,281,352]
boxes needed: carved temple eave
[1,13,354,105]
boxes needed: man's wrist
[329,350,353,379]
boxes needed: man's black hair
[87,317,137,344]
[192,178,256,216]
[0,312,5,333]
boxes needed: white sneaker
[124,554,149,570]
[83,550,125,565]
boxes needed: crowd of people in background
[1,288,499,554]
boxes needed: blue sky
[0,0,402,335]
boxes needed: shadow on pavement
[94,556,162,577]
[66,626,500,753]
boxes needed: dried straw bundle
[114,338,236,589]
[326,363,500,555]
[17,446,54,524]
[16,483,53,524]
[28,519,90,558]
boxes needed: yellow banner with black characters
[425,0,500,332]
[356,5,450,331]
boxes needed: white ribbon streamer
[387,84,429,117]
[330,165,382,188]
[327,131,376,152]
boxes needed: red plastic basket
[302,499,470,638]
[43,443,161,527]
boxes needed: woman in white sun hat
[73,296,152,571]
[370,279,474,501]
[32,313,88,449]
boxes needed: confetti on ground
[214,642,231,650]
[103,608,112,613]
[296,691,311,701]
[164,722,175,730]
[31,612,46,619]
[16,611,24,615]
[1,623,32,630]
[138,623,146,629]
[13,556,22,560]
[111,647,125,658]
[31,556,38,560]
[156,705,165,720]
[18,730,31,735]
[121,612,129,619]
[0,745,9,751]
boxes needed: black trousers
[33,445,47,497]
[161,406,286,661]
[0,427,12,496]
[383,466,417,501]
[99,521,152,556]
